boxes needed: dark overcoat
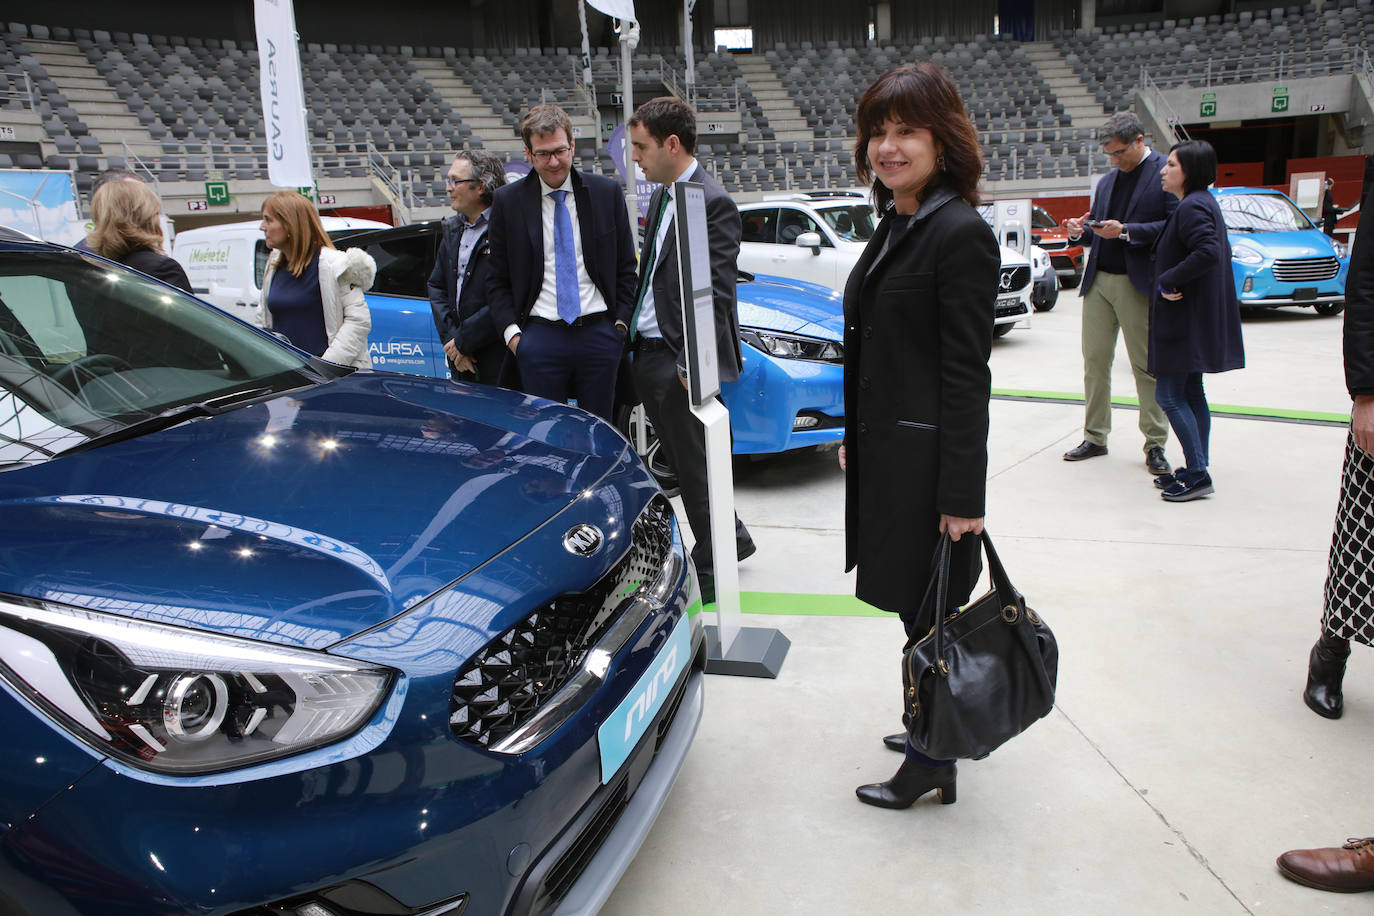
[1343,186,1374,398]
[1148,189,1245,376]
[843,186,999,620]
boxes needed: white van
[171,216,389,323]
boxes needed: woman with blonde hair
[257,190,375,369]
[86,179,191,291]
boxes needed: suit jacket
[634,164,744,383]
[1344,184,1374,397]
[486,168,638,333]
[1080,149,1178,295]
[1148,189,1244,376]
[426,213,504,383]
[842,187,999,615]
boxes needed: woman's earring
[938,155,947,171]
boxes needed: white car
[738,193,1031,337]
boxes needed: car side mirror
[795,231,822,254]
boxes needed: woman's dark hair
[1169,140,1217,194]
[854,63,983,210]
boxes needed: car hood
[1227,229,1340,259]
[738,272,844,341]
[0,374,629,648]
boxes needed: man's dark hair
[91,168,143,196]
[628,96,697,155]
[454,149,507,206]
[1169,139,1218,194]
[1098,111,1145,146]
[521,104,574,150]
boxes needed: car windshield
[816,205,877,242]
[0,246,316,468]
[1216,193,1315,233]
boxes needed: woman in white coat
[257,190,375,369]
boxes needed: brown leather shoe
[1277,837,1374,892]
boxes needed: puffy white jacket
[258,246,376,369]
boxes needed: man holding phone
[1063,111,1178,474]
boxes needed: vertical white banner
[254,0,313,188]
[586,0,636,22]
[577,1,597,108]
[684,0,696,99]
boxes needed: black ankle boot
[1304,633,1351,719]
[882,733,906,752]
[856,757,957,809]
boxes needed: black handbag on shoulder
[902,531,1058,761]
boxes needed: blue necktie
[550,189,579,324]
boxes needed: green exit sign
[1201,100,1217,117]
[204,181,229,206]
[297,186,316,201]
[1272,95,1289,113]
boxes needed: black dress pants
[631,345,748,574]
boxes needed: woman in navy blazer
[1150,140,1245,502]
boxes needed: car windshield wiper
[55,385,281,458]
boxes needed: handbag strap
[917,530,1023,671]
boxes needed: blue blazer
[1080,149,1178,296]
[485,167,638,334]
[1148,189,1244,376]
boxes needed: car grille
[999,265,1031,293]
[1037,238,1068,250]
[449,497,674,748]
[1272,257,1340,282]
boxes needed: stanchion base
[703,625,790,678]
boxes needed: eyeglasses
[1102,143,1135,159]
[530,146,572,163]
[445,177,477,188]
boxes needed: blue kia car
[0,239,704,915]
[1213,186,1350,315]
[331,222,845,479]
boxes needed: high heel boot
[856,757,957,809]
[1304,633,1351,719]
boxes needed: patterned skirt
[1322,431,1374,646]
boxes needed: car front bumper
[724,346,845,454]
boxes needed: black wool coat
[843,187,999,618]
[427,213,504,383]
[1148,189,1245,376]
[1344,183,1374,398]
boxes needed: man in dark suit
[486,104,638,422]
[426,148,507,384]
[1321,178,1349,238]
[1063,111,1177,475]
[627,96,755,602]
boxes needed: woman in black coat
[840,63,1000,810]
[85,179,191,292]
[1149,140,1244,502]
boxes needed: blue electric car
[1213,186,1350,315]
[0,239,703,915]
[332,221,845,476]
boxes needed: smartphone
[1085,219,1104,228]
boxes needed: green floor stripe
[992,388,1350,425]
[689,592,889,617]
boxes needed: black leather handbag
[902,531,1058,760]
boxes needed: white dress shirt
[637,157,699,340]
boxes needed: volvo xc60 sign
[563,524,605,557]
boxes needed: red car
[1031,205,1085,289]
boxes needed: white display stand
[672,180,789,678]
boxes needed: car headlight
[1332,240,1348,259]
[740,328,843,363]
[1231,244,1264,266]
[0,595,396,775]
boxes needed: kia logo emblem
[999,271,1014,291]
[563,524,604,557]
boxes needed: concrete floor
[603,292,1374,915]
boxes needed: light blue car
[1213,186,1350,316]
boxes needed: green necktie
[629,191,672,342]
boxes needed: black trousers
[632,345,748,574]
